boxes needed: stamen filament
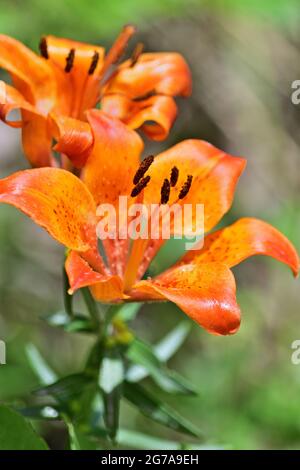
[130,42,144,67]
[123,238,149,292]
[100,24,136,80]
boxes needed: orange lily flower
[0,111,298,335]
[0,26,191,167]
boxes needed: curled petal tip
[292,260,300,278]
[133,263,241,336]
[182,217,300,279]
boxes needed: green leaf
[126,322,192,384]
[19,405,60,421]
[81,287,102,326]
[25,343,58,385]
[73,430,102,450]
[118,428,213,450]
[34,373,93,403]
[124,382,202,438]
[155,321,191,361]
[99,357,124,394]
[0,405,48,450]
[102,388,121,442]
[116,303,141,322]
[74,384,100,426]
[99,354,124,440]
[126,339,196,395]
[44,310,95,333]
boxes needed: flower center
[123,157,193,292]
[131,157,193,204]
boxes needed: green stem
[82,301,133,443]
[103,386,121,443]
[103,305,124,334]
[81,287,102,328]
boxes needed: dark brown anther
[39,37,49,59]
[65,48,75,73]
[88,51,100,75]
[131,175,151,197]
[170,166,179,187]
[178,175,193,199]
[160,178,171,204]
[130,42,144,67]
[133,155,154,185]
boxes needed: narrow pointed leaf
[34,373,93,402]
[126,339,197,394]
[99,357,124,394]
[126,322,191,383]
[44,310,95,333]
[155,321,191,361]
[26,343,57,385]
[116,302,141,322]
[99,353,124,440]
[118,428,212,450]
[124,382,201,438]
[19,405,60,421]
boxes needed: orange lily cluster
[0,26,191,167]
[0,29,298,335]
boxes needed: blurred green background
[0,0,300,450]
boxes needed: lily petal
[195,153,246,232]
[82,109,144,206]
[22,111,55,167]
[0,82,37,127]
[100,24,136,78]
[101,93,178,141]
[0,168,98,252]
[143,140,246,231]
[45,36,105,75]
[50,114,94,168]
[137,142,246,279]
[181,218,300,276]
[79,110,143,275]
[0,34,56,113]
[106,52,192,98]
[133,263,241,335]
[65,251,124,301]
[0,82,54,167]
[45,36,105,117]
